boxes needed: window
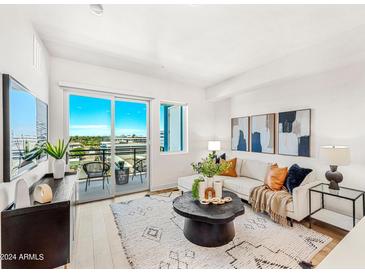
[160,103,187,153]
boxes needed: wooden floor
[70,189,347,269]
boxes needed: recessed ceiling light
[90,4,104,16]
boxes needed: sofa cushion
[235,158,243,177]
[265,165,288,191]
[240,159,271,182]
[177,174,201,191]
[285,164,313,193]
[223,177,263,197]
[220,158,237,177]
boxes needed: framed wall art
[231,116,250,151]
[251,113,275,154]
[278,109,311,157]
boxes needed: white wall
[0,7,50,210]
[0,7,50,266]
[206,24,365,102]
[49,57,215,191]
[213,62,365,218]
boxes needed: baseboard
[150,182,178,192]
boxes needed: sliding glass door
[114,99,149,195]
[67,92,150,203]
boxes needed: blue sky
[159,105,165,131]
[115,100,147,136]
[11,88,36,137]
[69,95,149,137]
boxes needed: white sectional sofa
[178,158,320,222]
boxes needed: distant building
[69,142,82,149]
[11,135,38,159]
[100,136,147,149]
[160,130,164,150]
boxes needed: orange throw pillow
[265,164,288,191]
[220,158,237,177]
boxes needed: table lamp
[320,146,351,190]
[208,141,221,157]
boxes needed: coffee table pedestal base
[183,218,235,247]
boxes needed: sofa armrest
[291,180,322,222]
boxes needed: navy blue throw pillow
[285,164,312,193]
[215,153,226,164]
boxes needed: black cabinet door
[1,202,70,269]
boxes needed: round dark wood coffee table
[172,191,245,247]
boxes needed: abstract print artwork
[231,117,249,151]
[251,114,275,154]
[278,109,311,157]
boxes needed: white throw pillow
[240,159,271,182]
[235,158,244,177]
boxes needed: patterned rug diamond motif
[111,191,332,269]
[142,226,162,242]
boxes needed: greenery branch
[191,153,231,178]
[192,177,204,200]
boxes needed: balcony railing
[67,146,147,180]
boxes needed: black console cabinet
[1,173,76,269]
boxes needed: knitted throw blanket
[249,185,293,226]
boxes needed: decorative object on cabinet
[44,139,71,179]
[33,184,53,204]
[14,179,30,209]
[251,113,275,154]
[231,116,250,151]
[278,109,311,157]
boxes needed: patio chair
[132,158,147,184]
[82,161,110,191]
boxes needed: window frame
[159,101,188,155]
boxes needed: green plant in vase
[44,139,71,179]
[192,177,205,200]
[191,153,231,199]
[191,153,230,178]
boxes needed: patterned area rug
[110,192,331,269]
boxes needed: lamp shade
[208,141,221,151]
[320,146,351,166]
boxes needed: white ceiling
[19,5,365,87]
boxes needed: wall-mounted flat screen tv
[2,74,48,182]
